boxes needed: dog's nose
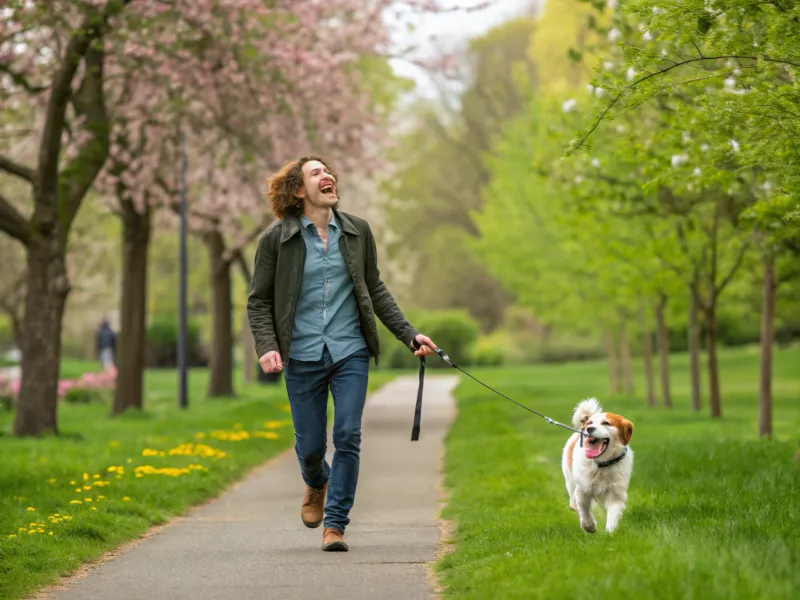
[586,426,596,434]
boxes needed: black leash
[409,342,585,445]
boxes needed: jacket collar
[280,209,359,243]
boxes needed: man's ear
[294,186,306,199]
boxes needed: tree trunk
[205,230,234,397]
[603,331,621,394]
[619,322,634,395]
[705,302,722,418]
[242,310,254,385]
[112,202,151,415]
[641,324,657,408]
[689,292,702,412]
[759,252,775,438]
[13,237,70,436]
[655,296,672,408]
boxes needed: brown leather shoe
[301,483,327,528]
[322,527,348,552]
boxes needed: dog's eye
[602,421,609,425]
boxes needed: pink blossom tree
[0,0,492,434]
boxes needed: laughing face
[581,412,633,460]
[295,159,339,211]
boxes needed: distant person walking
[96,319,117,371]
[247,155,437,552]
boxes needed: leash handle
[410,339,426,441]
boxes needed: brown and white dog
[561,398,634,534]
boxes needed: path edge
[426,384,459,600]
[27,446,294,600]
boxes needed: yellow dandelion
[8,534,16,539]
[93,474,100,479]
[70,500,82,505]
[17,528,25,532]
[27,507,36,512]
[98,496,105,500]
[29,522,37,527]
[48,478,57,484]
[27,530,36,534]
[49,531,54,535]
[75,488,82,493]
[127,458,133,463]
[91,507,97,511]
[62,516,72,520]
[83,473,89,481]
[70,480,76,485]
[194,432,207,439]
[123,497,130,502]
[141,449,158,456]
[83,485,92,491]
[85,498,93,502]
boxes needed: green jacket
[247,210,419,365]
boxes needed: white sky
[386,0,541,99]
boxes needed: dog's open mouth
[584,437,609,459]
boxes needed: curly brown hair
[266,155,339,219]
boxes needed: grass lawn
[436,345,800,600]
[0,361,399,600]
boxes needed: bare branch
[0,155,35,184]
[232,248,252,283]
[570,53,800,153]
[0,192,31,246]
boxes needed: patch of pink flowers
[0,365,117,399]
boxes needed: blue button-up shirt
[289,213,367,363]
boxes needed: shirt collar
[300,212,338,230]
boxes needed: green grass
[0,364,399,600]
[436,345,800,600]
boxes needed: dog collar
[596,447,628,468]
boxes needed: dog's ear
[620,419,633,446]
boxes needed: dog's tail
[572,397,602,429]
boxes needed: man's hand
[259,350,283,373]
[411,334,437,357]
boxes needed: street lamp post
[178,129,189,410]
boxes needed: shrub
[373,309,480,369]
[146,316,207,368]
[62,387,110,404]
[415,310,480,368]
[470,334,505,367]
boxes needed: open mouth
[319,181,335,195]
[584,437,609,459]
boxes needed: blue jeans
[283,345,370,533]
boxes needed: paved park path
[41,375,458,600]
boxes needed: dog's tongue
[585,443,604,459]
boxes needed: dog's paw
[580,519,597,534]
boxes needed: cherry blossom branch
[38,0,133,209]
[0,155,35,184]
[221,220,270,265]
[0,64,48,94]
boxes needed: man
[247,156,436,552]
[95,319,116,371]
